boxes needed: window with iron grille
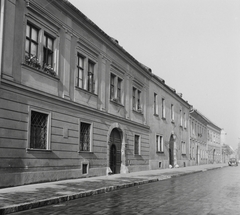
[77,54,84,88]
[25,23,38,58]
[134,135,140,155]
[132,87,136,110]
[30,111,48,149]
[80,122,91,152]
[117,78,122,103]
[43,33,54,67]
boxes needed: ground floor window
[134,135,141,155]
[80,122,92,152]
[30,110,50,149]
[156,135,164,152]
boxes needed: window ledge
[110,99,124,107]
[78,151,94,154]
[75,86,98,97]
[133,109,143,115]
[154,114,159,117]
[156,151,164,154]
[22,63,59,80]
[26,148,52,152]
[162,117,166,120]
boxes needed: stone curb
[0,166,226,215]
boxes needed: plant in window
[25,54,41,69]
[43,63,56,76]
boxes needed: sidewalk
[0,163,228,214]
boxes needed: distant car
[228,158,238,166]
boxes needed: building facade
[189,110,208,166]
[0,0,224,188]
[148,75,191,169]
[0,0,153,187]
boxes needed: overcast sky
[69,0,240,149]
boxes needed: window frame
[110,73,123,104]
[171,104,174,122]
[156,134,164,153]
[25,22,39,59]
[161,98,166,119]
[134,134,141,155]
[79,120,93,153]
[76,54,85,88]
[27,107,51,151]
[154,93,158,115]
[181,141,187,155]
[24,19,59,76]
[132,86,142,112]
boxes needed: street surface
[13,166,240,215]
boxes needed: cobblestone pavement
[0,164,228,214]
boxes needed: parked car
[228,158,238,166]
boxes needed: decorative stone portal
[109,128,122,174]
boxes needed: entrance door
[109,128,121,174]
[169,135,174,167]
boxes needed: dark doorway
[169,148,173,166]
[169,135,174,167]
[109,128,121,174]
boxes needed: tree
[222,144,234,155]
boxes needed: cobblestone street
[12,166,240,215]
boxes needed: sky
[69,0,240,149]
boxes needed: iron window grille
[156,135,164,152]
[30,111,48,149]
[134,135,140,155]
[80,122,91,151]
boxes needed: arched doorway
[169,134,175,167]
[109,128,122,174]
[196,146,199,165]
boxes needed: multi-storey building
[0,0,153,187]
[189,109,208,165]
[148,75,191,169]
[0,0,224,188]
[206,121,222,163]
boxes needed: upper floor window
[110,73,122,103]
[154,93,158,115]
[25,23,38,58]
[25,22,57,77]
[184,112,187,128]
[134,134,141,155]
[76,55,84,88]
[133,87,142,112]
[156,135,164,152]
[87,61,95,93]
[180,109,183,126]
[162,98,166,119]
[43,33,54,68]
[171,104,174,122]
[75,54,96,94]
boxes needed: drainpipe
[0,0,5,82]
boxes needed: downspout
[0,0,5,82]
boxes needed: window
[134,135,140,155]
[43,33,54,67]
[80,122,91,152]
[185,115,187,128]
[110,73,122,103]
[29,110,50,150]
[171,104,174,122]
[87,61,95,93]
[181,141,186,154]
[25,23,38,58]
[76,55,84,88]
[156,135,164,152]
[25,22,57,76]
[180,109,183,126]
[162,98,166,118]
[154,93,158,115]
[133,87,141,112]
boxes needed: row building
[0,0,223,188]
